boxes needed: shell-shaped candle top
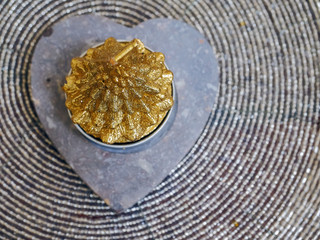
[63,38,174,144]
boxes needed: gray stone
[31,15,218,212]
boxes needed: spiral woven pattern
[1,0,319,239]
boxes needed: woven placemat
[1,0,319,239]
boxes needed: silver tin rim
[66,41,177,153]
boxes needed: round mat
[1,1,319,239]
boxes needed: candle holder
[64,39,177,152]
[31,16,218,211]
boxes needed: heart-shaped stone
[31,15,218,211]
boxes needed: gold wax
[63,38,174,144]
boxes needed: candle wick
[110,39,144,66]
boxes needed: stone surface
[31,15,218,211]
